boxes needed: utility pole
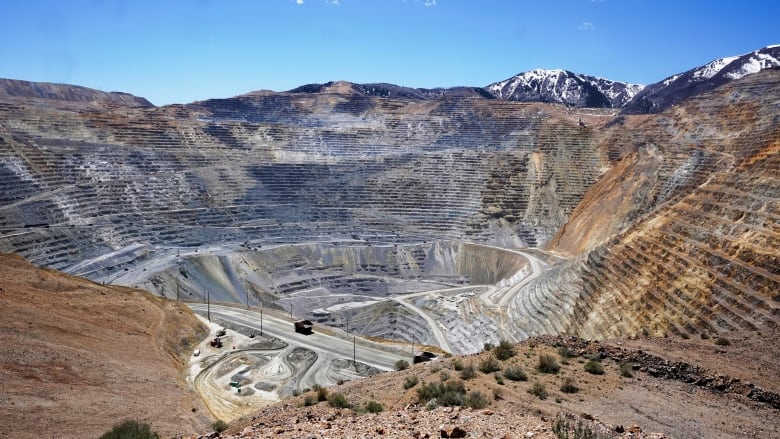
[207,290,211,322]
[260,305,263,337]
[176,278,180,301]
[289,304,293,320]
[353,335,357,371]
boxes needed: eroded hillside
[0,253,210,439]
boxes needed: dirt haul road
[187,304,410,421]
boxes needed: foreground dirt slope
[223,334,778,439]
[0,253,210,439]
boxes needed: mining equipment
[294,319,313,334]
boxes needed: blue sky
[1,0,777,105]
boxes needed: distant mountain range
[0,78,153,107]
[484,69,644,108]
[1,45,778,113]
[621,45,780,113]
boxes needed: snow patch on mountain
[485,69,644,108]
[725,51,780,80]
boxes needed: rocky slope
[212,333,779,439]
[0,78,153,107]
[0,253,210,439]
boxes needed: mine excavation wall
[143,241,529,306]
[534,70,780,340]
[0,71,778,345]
[0,91,606,275]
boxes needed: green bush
[459,362,477,380]
[100,420,160,439]
[465,391,488,409]
[316,385,329,402]
[483,342,494,351]
[303,395,315,406]
[538,354,560,374]
[528,381,548,400]
[619,362,634,378]
[494,339,516,361]
[439,371,450,382]
[213,420,229,433]
[715,337,731,346]
[417,379,467,407]
[327,392,351,409]
[452,359,464,371]
[503,365,528,381]
[584,359,604,375]
[395,359,410,371]
[364,400,384,413]
[494,373,505,385]
[478,355,501,373]
[560,377,579,394]
[403,375,420,390]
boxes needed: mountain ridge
[1,44,777,112]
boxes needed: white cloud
[296,0,304,4]
[424,0,437,6]
[327,0,340,4]
[578,21,595,31]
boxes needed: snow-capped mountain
[622,45,780,114]
[485,69,644,108]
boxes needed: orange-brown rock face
[544,70,779,338]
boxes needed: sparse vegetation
[503,365,528,381]
[459,362,476,380]
[483,342,494,351]
[538,353,560,374]
[303,394,315,406]
[584,359,604,375]
[553,418,611,439]
[494,373,505,385]
[327,392,351,409]
[417,379,467,406]
[452,359,464,371]
[619,362,634,378]
[364,400,383,413]
[440,371,450,382]
[315,385,329,402]
[528,381,548,400]
[213,420,229,433]
[395,359,410,371]
[403,375,420,389]
[415,377,490,409]
[560,377,579,393]
[494,339,516,361]
[715,337,731,346]
[478,355,501,373]
[100,421,160,439]
[465,390,488,409]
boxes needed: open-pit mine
[1,67,778,426]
